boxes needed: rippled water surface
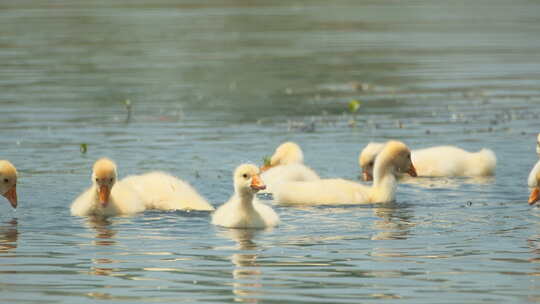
[1,1,540,303]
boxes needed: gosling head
[261,142,303,171]
[378,141,417,178]
[529,168,540,206]
[358,142,385,181]
[0,160,18,208]
[234,164,266,195]
[92,158,118,207]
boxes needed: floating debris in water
[80,143,88,154]
[349,81,372,92]
[463,90,485,99]
[288,120,316,133]
[124,99,133,123]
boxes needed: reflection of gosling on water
[528,160,540,205]
[121,172,214,211]
[260,142,319,193]
[212,164,279,229]
[359,143,496,180]
[0,160,18,209]
[0,219,18,252]
[71,158,145,217]
[275,141,416,205]
[527,134,540,206]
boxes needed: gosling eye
[95,178,99,183]
[110,178,114,183]
[368,161,374,167]
[242,173,249,179]
[3,178,8,183]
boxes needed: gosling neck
[371,157,398,203]
[236,187,256,210]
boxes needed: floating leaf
[348,99,361,113]
[80,143,88,154]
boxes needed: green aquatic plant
[263,156,271,167]
[348,99,361,113]
[80,143,88,154]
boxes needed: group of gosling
[1,134,540,229]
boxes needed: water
[1,0,540,303]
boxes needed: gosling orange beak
[99,185,110,207]
[2,185,17,208]
[529,187,540,205]
[362,171,373,181]
[250,175,266,191]
[260,164,273,172]
[408,163,418,177]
